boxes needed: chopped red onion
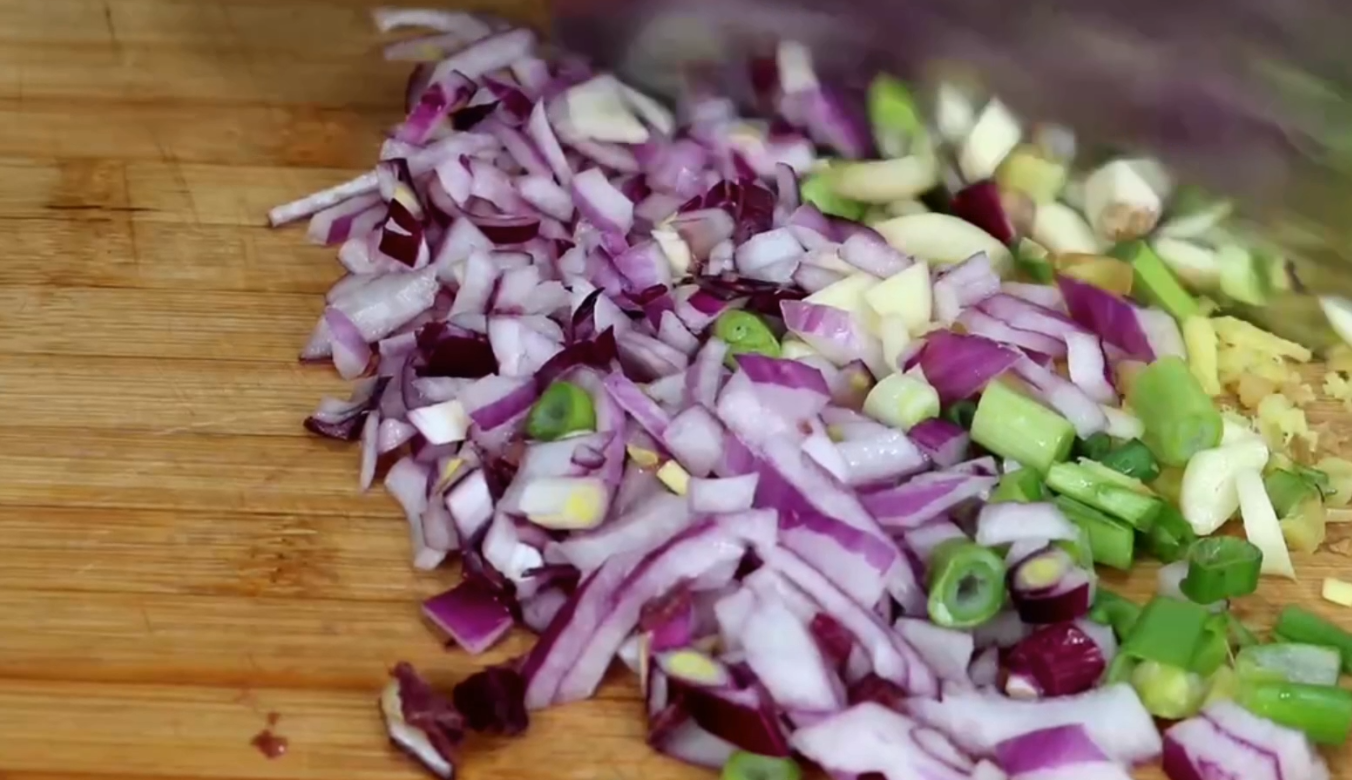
[862,473,997,529]
[958,308,1068,357]
[835,428,930,486]
[1013,358,1108,437]
[918,331,1022,406]
[932,252,1002,325]
[1002,621,1105,699]
[1164,701,1327,780]
[908,684,1160,765]
[739,594,846,712]
[894,618,975,685]
[1008,545,1095,625]
[1057,276,1163,362]
[552,514,773,704]
[901,518,968,563]
[782,300,885,375]
[994,724,1129,779]
[423,578,515,655]
[791,703,972,780]
[688,474,758,514]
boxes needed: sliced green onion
[867,75,925,158]
[1204,665,1240,706]
[1106,653,1137,684]
[1122,596,1211,669]
[1115,239,1200,320]
[1274,606,1352,673]
[1237,681,1352,745]
[1190,614,1230,677]
[714,311,781,366]
[1014,237,1055,283]
[1075,432,1114,461]
[1236,643,1343,686]
[1054,496,1135,570]
[926,538,1007,629]
[1179,537,1262,603]
[970,381,1076,474]
[990,468,1047,504]
[943,399,979,430]
[1227,613,1260,649]
[1294,464,1334,497]
[1098,439,1161,482]
[1139,504,1197,563]
[1130,660,1207,719]
[1045,461,1162,529]
[721,751,803,780]
[1090,589,1142,640]
[863,373,940,431]
[1265,469,1319,518]
[799,172,866,221]
[1126,356,1223,467]
[526,381,597,442]
[1056,525,1095,571]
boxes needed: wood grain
[0,0,1349,778]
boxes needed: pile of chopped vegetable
[271,8,1352,780]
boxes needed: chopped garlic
[626,444,661,470]
[1325,578,1352,607]
[657,460,691,496]
[663,648,724,684]
[1236,467,1296,579]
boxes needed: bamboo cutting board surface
[2,1,1352,778]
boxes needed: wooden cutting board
[2,1,1350,778]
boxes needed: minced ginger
[1256,394,1317,453]
[1205,313,1330,460]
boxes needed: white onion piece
[1031,201,1102,255]
[407,399,470,445]
[688,474,758,514]
[874,213,1013,269]
[1064,332,1117,405]
[908,684,1160,765]
[959,99,1022,183]
[1236,467,1296,579]
[831,157,940,203]
[564,75,651,144]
